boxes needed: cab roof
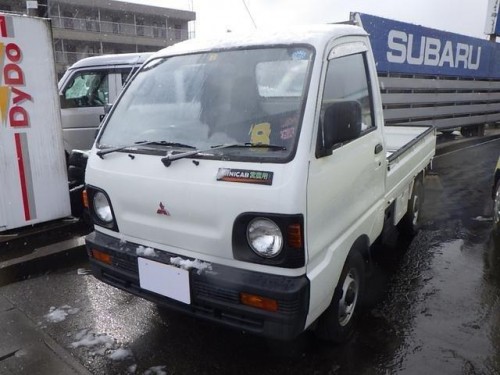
[153,24,367,58]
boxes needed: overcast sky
[123,0,493,40]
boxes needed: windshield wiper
[160,143,241,167]
[210,143,287,151]
[96,140,195,159]
[160,143,287,167]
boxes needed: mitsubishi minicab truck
[84,22,436,342]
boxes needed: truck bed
[384,125,436,214]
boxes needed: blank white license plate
[138,258,191,304]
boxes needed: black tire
[398,177,424,237]
[494,182,500,236]
[315,251,365,343]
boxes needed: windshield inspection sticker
[217,168,274,185]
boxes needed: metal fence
[51,16,188,40]
[54,50,100,65]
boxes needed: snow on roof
[68,52,154,70]
[153,24,366,58]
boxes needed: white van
[58,52,153,155]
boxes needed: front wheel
[315,251,365,343]
[494,183,500,236]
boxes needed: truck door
[307,39,386,263]
[59,68,121,153]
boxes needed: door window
[321,52,374,134]
[61,71,109,108]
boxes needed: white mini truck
[84,23,436,342]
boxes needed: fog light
[240,292,278,312]
[91,249,112,265]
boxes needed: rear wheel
[315,251,365,343]
[398,177,424,237]
[494,183,500,236]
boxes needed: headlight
[93,191,113,223]
[247,218,283,258]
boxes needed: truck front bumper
[85,231,310,340]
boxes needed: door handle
[374,143,383,155]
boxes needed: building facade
[0,0,196,76]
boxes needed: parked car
[58,52,153,155]
[493,156,500,235]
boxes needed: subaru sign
[355,13,500,79]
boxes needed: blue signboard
[356,13,500,79]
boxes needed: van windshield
[97,46,313,162]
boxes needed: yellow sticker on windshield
[208,53,218,62]
[249,122,271,145]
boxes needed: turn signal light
[91,249,112,265]
[82,189,89,208]
[287,223,303,248]
[240,292,278,312]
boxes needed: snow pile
[137,245,157,257]
[45,305,80,323]
[170,257,212,274]
[70,329,135,363]
[472,216,492,222]
[108,347,133,361]
[144,366,167,375]
[70,329,114,349]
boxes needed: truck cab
[84,24,435,342]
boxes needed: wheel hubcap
[338,270,359,327]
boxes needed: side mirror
[104,103,113,114]
[317,100,362,157]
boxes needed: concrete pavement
[0,295,91,374]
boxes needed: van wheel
[398,177,424,237]
[315,251,365,343]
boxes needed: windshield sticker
[249,122,271,145]
[291,49,309,60]
[217,168,274,185]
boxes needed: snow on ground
[70,329,136,364]
[472,216,492,222]
[70,329,114,349]
[44,305,80,323]
[144,366,167,375]
[108,347,133,360]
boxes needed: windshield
[97,46,313,162]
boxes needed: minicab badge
[217,168,274,185]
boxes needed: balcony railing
[51,16,189,41]
[54,50,100,65]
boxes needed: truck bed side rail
[380,73,500,130]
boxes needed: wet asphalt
[0,135,499,374]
